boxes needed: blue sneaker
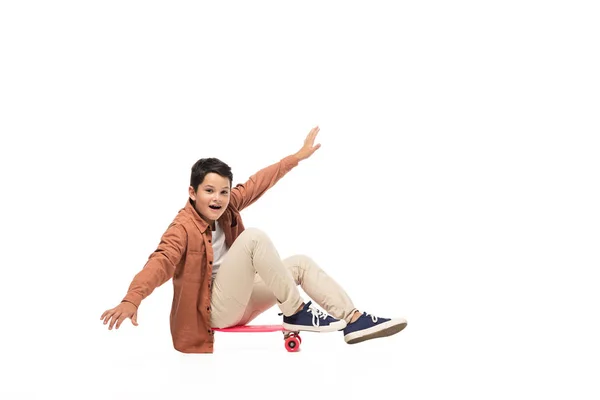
[343,312,407,344]
[282,301,347,333]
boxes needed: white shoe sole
[283,319,347,333]
[344,318,407,344]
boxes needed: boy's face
[188,173,231,225]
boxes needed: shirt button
[208,239,211,243]
[209,261,213,265]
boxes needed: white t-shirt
[211,221,228,281]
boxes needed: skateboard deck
[212,324,302,352]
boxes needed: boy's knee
[284,254,315,268]
[241,227,270,242]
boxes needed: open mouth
[209,205,222,211]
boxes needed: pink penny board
[212,324,284,333]
[212,325,302,352]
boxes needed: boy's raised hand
[100,302,139,330]
[294,126,321,161]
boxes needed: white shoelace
[307,306,330,327]
[365,312,378,323]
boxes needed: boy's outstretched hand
[294,126,321,161]
[100,302,139,330]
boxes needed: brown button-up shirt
[122,155,299,353]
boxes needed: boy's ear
[188,186,196,200]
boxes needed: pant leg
[237,254,358,326]
[210,228,303,328]
[284,254,358,323]
[235,273,278,326]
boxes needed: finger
[103,311,114,325]
[100,309,112,320]
[115,314,126,329]
[108,312,121,330]
[311,126,320,138]
[310,128,320,144]
[132,312,138,326]
[308,145,321,156]
[306,132,317,146]
[103,309,117,324]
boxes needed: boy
[100,126,407,353]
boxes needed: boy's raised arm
[230,126,321,211]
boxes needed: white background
[1,1,599,399]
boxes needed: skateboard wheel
[286,332,301,344]
[284,336,300,352]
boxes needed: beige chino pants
[210,228,357,328]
